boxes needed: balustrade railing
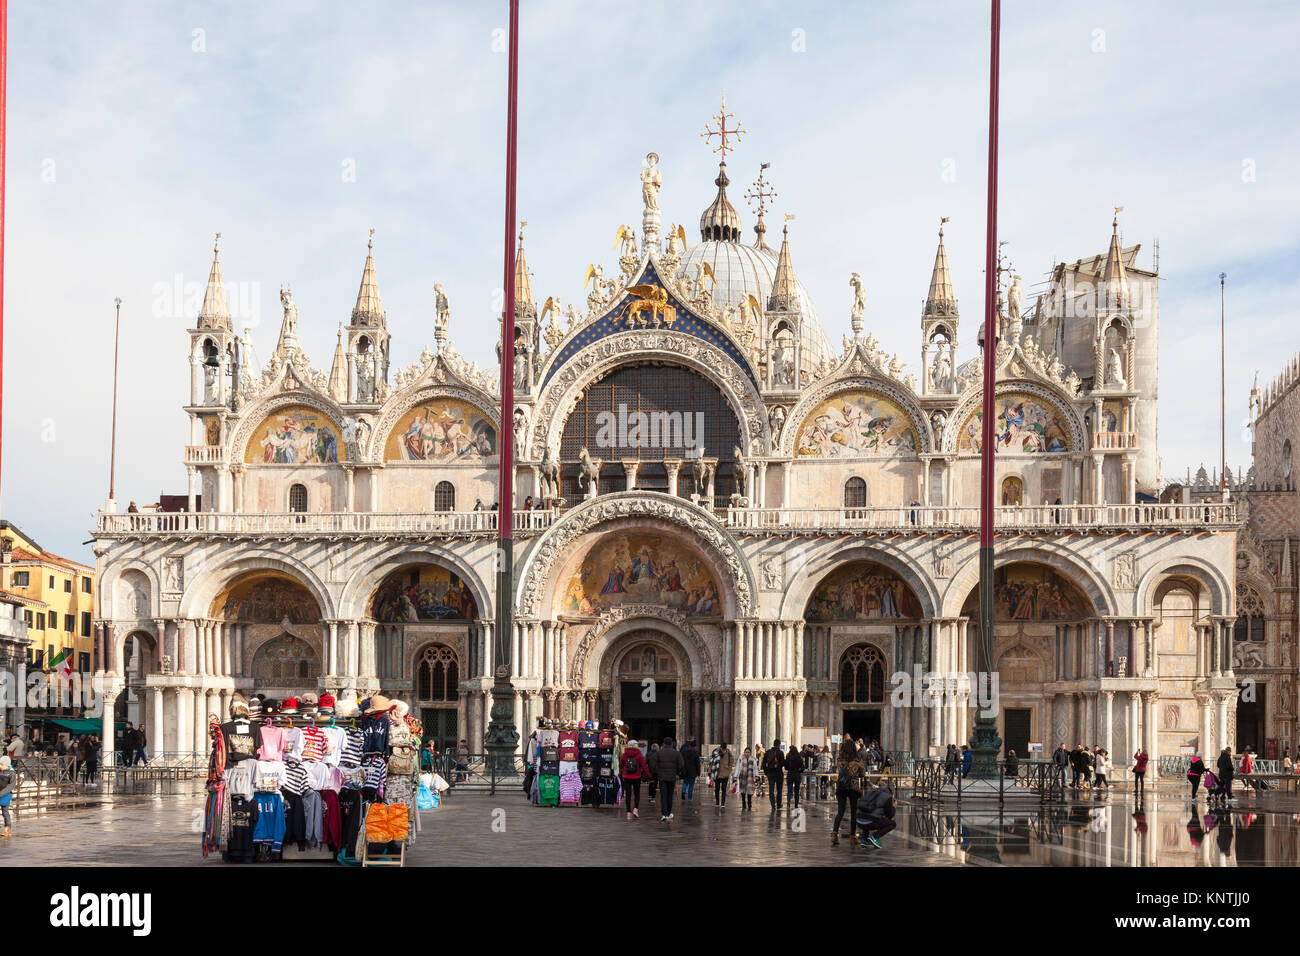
[184,444,225,464]
[1091,431,1138,450]
[96,500,1236,537]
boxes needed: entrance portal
[1003,708,1031,759]
[842,709,881,743]
[620,680,677,744]
[1236,682,1266,753]
[422,708,458,755]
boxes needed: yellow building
[0,520,95,676]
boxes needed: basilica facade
[90,134,1241,775]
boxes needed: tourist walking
[763,739,785,810]
[1216,748,1235,805]
[0,755,15,837]
[943,744,960,785]
[1094,750,1110,790]
[784,744,805,809]
[83,736,100,785]
[710,743,734,808]
[736,747,758,811]
[648,737,684,821]
[1053,744,1069,788]
[831,739,866,846]
[620,738,648,820]
[960,744,972,778]
[1132,748,1148,798]
[646,742,660,800]
[1079,747,1094,789]
[680,740,701,802]
[1187,754,1207,799]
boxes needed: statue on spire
[640,153,661,213]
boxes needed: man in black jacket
[784,745,805,809]
[679,740,701,802]
[1052,744,1068,789]
[648,737,684,821]
[762,739,785,810]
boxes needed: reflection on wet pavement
[0,784,1293,866]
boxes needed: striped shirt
[362,756,388,793]
[339,729,364,768]
[281,760,310,796]
[301,726,329,763]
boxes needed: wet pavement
[1,782,1295,866]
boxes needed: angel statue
[738,293,761,330]
[666,223,687,256]
[614,224,638,259]
[584,263,607,312]
[641,152,662,213]
[694,261,715,299]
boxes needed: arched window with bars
[843,477,867,508]
[434,481,455,512]
[839,643,886,704]
[416,644,459,702]
[288,484,308,513]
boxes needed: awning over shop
[35,717,126,733]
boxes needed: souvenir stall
[524,718,625,809]
[201,692,422,866]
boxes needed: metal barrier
[11,752,208,801]
[910,758,1063,805]
[424,752,526,795]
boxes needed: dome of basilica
[676,238,834,371]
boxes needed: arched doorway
[960,561,1092,754]
[613,635,681,744]
[212,571,324,694]
[414,643,460,753]
[114,630,158,759]
[838,643,886,743]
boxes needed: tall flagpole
[0,0,7,511]
[109,298,122,502]
[485,0,522,785]
[1220,272,1227,497]
[971,0,1004,777]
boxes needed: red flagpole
[486,0,522,777]
[0,0,8,510]
[971,0,1002,776]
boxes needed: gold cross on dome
[701,90,745,158]
[745,161,777,215]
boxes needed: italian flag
[48,649,74,680]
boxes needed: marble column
[735,692,749,753]
[1102,691,1114,759]
[174,687,191,754]
[151,686,165,755]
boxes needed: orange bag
[365,803,393,843]
[388,804,409,842]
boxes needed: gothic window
[434,481,455,511]
[839,643,885,704]
[416,645,459,702]
[844,477,867,508]
[288,483,308,512]
[1234,585,1267,643]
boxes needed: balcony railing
[1091,431,1138,450]
[724,502,1237,532]
[97,509,555,535]
[95,501,1237,537]
[184,444,224,464]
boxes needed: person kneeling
[856,784,897,849]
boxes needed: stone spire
[1100,209,1129,311]
[768,216,800,313]
[350,229,386,328]
[197,233,232,331]
[328,324,347,401]
[700,161,742,242]
[924,219,957,317]
[514,221,536,320]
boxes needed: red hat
[319,693,336,713]
[282,697,300,714]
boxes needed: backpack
[622,751,640,776]
[837,764,859,792]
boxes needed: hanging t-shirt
[257,725,286,762]
[305,761,332,792]
[225,795,259,863]
[281,727,304,762]
[598,731,614,749]
[280,760,310,796]
[538,774,560,806]
[559,760,579,777]
[597,775,621,806]
[224,763,254,799]
[540,729,559,749]
[252,792,285,852]
[558,731,579,762]
[578,731,599,756]
[322,726,347,767]
[362,716,390,756]
[300,726,329,763]
[339,729,364,768]
[254,760,287,792]
[222,720,260,765]
[558,771,583,805]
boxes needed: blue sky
[3,0,1299,558]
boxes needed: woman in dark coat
[1215,748,1235,804]
[1187,754,1207,799]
